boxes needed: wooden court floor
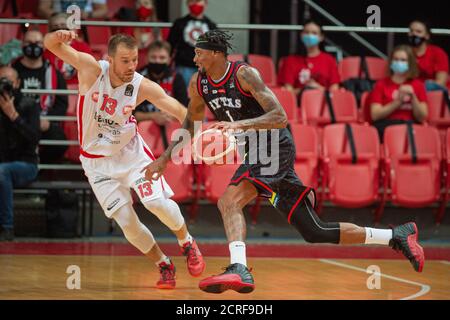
[0,255,449,300]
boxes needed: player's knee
[292,201,340,244]
[143,197,185,231]
[298,221,340,244]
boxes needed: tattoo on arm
[161,74,205,160]
[237,66,288,130]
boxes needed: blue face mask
[390,60,409,74]
[301,34,320,47]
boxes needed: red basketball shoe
[389,222,425,272]
[199,263,255,294]
[181,239,205,277]
[156,260,176,289]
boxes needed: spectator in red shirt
[409,20,449,88]
[277,20,340,98]
[370,45,428,141]
[117,0,169,49]
[43,12,94,85]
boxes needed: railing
[2,16,449,63]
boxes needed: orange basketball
[192,129,237,165]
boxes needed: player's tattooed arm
[235,65,288,130]
[141,73,205,181]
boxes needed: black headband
[195,40,227,53]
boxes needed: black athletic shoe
[389,222,424,272]
[199,263,255,294]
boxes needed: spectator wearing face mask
[277,20,340,98]
[135,40,187,123]
[168,0,217,87]
[12,30,69,164]
[408,19,450,107]
[117,0,169,49]
[43,12,94,85]
[370,45,428,141]
[0,66,41,241]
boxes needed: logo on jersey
[212,89,226,94]
[124,84,134,97]
[208,97,242,110]
[107,198,121,211]
[91,91,99,103]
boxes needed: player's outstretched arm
[138,78,187,124]
[43,30,100,77]
[141,73,205,181]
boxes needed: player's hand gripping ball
[192,128,237,166]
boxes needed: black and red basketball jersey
[197,61,266,122]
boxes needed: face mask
[390,60,409,74]
[301,34,320,48]
[137,6,153,20]
[408,35,426,47]
[147,62,169,75]
[189,3,205,16]
[22,43,43,59]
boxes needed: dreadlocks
[195,29,234,56]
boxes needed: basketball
[192,128,237,165]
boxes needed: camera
[0,77,14,97]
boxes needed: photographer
[0,66,40,241]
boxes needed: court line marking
[441,261,450,265]
[320,259,431,300]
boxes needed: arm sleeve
[48,70,68,116]
[11,101,41,145]
[173,73,189,107]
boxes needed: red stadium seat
[15,0,39,17]
[365,57,388,81]
[339,57,360,82]
[322,123,381,209]
[359,91,372,123]
[426,91,450,128]
[339,56,387,82]
[203,163,241,204]
[137,120,164,157]
[271,87,298,122]
[0,23,19,45]
[383,124,442,210]
[86,25,111,59]
[300,89,358,126]
[163,161,194,203]
[290,123,320,189]
[228,54,276,87]
[437,128,450,223]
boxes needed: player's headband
[195,40,227,53]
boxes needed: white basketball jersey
[77,60,144,157]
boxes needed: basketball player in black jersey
[143,30,425,294]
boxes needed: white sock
[365,228,393,245]
[229,241,247,266]
[155,255,171,267]
[178,233,193,247]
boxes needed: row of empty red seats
[121,121,449,223]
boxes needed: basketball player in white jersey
[44,30,205,289]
